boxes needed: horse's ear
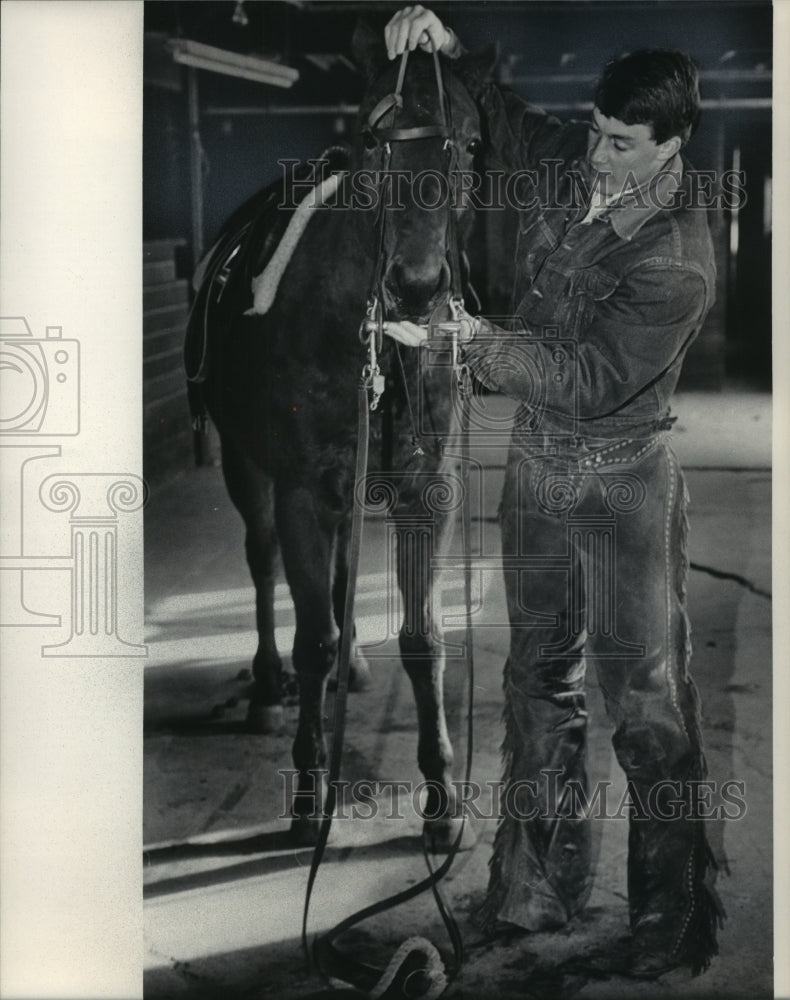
[454,43,499,98]
[351,19,389,82]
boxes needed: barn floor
[143,391,772,1000]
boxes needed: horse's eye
[362,130,378,151]
[466,137,482,156]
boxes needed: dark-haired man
[383,5,723,978]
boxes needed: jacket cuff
[460,318,507,391]
[462,317,577,420]
[442,27,465,58]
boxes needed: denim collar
[600,153,684,241]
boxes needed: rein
[301,47,477,999]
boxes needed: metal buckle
[359,296,383,348]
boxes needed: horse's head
[352,21,496,323]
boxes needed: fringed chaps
[476,426,724,975]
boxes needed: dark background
[142,0,771,483]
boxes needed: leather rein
[301,46,477,999]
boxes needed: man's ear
[351,19,388,82]
[657,135,682,161]
[454,43,499,99]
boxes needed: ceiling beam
[167,39,299,88]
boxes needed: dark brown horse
[188,22,493,848]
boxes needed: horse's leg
[396,500,471,852]
[222,436,284,733]
[219,437,285,734]
[332,514,372,692]
[275,484,339,845]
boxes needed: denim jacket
[463,85,717,437]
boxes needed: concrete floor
[143,391,772,999]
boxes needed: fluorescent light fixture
[167,39,299,88]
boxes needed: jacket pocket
[567,267,620,336]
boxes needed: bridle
[302,45,477,999]
[359,46,468,412]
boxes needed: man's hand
[384,6,454,60]
[383,320,428,347]
[383,304,480,348]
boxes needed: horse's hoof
[349,655,372,691]
[424,816,477,854]
[289,814,322,846]
[327,656,372,693]
[280,672,299,704]
[246,702,285,735]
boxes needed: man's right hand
[384,6,455,61]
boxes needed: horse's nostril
[384,257,451,306]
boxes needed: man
[383,5,723,978]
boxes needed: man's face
[586,106,678,199]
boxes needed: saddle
[183,146,351,430]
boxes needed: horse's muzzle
[381,258,451,323]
